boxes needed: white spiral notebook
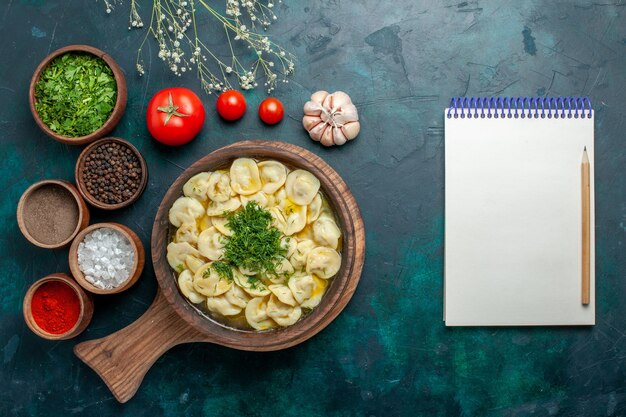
[444,97,595,326]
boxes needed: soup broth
[166,158,342,331]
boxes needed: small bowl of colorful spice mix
[29,44,127,145]
[75,137,148,210]
[69,223,145,294]
[23,273,94,340]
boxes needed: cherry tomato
[216,90,247,121]
[258,98,284,125]
[146,87,205,146]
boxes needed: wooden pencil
[581,146,590,305]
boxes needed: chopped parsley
[34,52,117,137]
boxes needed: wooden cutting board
[74,141,366,403]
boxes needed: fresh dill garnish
[200,262,234,281]
[247,276,263,289]
[212,261,234,281]
[224,202,286,275]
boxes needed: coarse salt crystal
[77,227,135,289]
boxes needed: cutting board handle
[74,290,207,403]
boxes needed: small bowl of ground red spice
[23,273,94,340]
[29,45,127,145]
[75,137,148,210]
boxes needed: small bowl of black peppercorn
[75,137,148,210]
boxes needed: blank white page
[444,111,595,326]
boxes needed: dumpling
[169,197,205,227]
[167,241,201,272]
[317,198,334,220]
[270,203,307,236]
[240,191,269,208]
[206,196,241,216]
[183,172,211,201]
[193,263,232,296]
[280,237,297,258]
[294,225,314,241]
[268,284,297,306]
[267,187,286,208]
[289,239,316,270]
[277,257,296,276]
[225,284,250,309]
[307,193,323,224]
[230,158,261,195]
[175,222,199,245]
[288,274,315,304]
[312,216,341,249]
[185,255,206,274]
[245,296,277,330]
[178,270,205,304]
[266,258,295,284]
[270,207,287,234]
[306,247,341,279]
[285,170,320,205]
[234,271,271,297]
[207,171,233,202]
[199,215,213,231]
[206,296,242,316]
[197,226,226,261]
[267,294,302,327]
[300,275,328,309]
[211,216,233,236]
[258,160,287,194]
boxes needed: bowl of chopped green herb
[29,45,127,145]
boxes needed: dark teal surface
[1,1,626,416]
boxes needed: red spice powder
[31,281,81,334]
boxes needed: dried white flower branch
[103,0,295,94]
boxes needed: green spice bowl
[28,45,127,146]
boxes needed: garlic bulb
[302,91,360,147]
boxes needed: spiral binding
[446,97,593,119]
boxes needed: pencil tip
[584,146,587,151]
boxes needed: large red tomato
[216,90,247,121]
[147,87,205,146]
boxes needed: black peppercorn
[82,142,143,205]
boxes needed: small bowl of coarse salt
[69,222,145,294]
